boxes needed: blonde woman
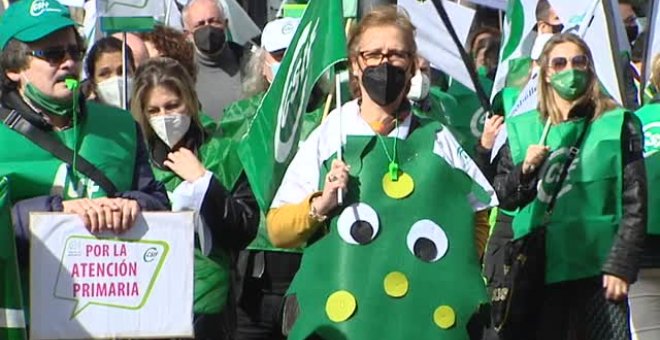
[631,53,660,340]
[131,57,259,339]
[494,33,646,339]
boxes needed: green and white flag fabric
[238,0,347,211]
[0,177,27,340]
[97,0,165,33]
[221,0,261,46]
[491,0,539,98]
[399,0,476,90]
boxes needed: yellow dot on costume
[382,171,415,199]
[433,305,456,329]
[383,271,409,298]
[326,290,357,323]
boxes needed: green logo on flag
[274,20,320,163]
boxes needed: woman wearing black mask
[266,6,497,339]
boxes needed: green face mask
[477,65,489,77]
[549,69,589,101]
[24,82,74,116]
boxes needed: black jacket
[150,123,259,253]
[493,106,647,284]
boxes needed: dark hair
[1,27,86,90]
[474,34,500,78]
[85,36,135,81]
[535,0,552,22]
[466,26,500,55]
[138,25,197,82]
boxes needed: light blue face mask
[270,62,281,81]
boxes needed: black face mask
[193,25,226,55]
[626,25,639,44]
[550,23,564,34]
[361,63,407,106]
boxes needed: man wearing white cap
[218,16,325,340]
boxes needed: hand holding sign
[63,197,140,233]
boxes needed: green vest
[220,93,323,253]
[507,109,625,283]
[634,102,660,235]
[0,101,136,201]
[150,121,235,314]
[0,102,137,324]
[286,120,487,340]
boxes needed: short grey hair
[181,0,228,30]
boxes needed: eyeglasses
[27,45,85,64]
[359,49,412,66]
[549,55,589,72]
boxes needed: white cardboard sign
[30,212,195,340]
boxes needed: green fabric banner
[634,102,660,235]
[507,109,625,284]
[0,177,27,340]
[444,76,493,157]
[238,0,347,211]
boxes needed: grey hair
[242,47,269,98]
[181,0,228,30]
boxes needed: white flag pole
[122,32,128,110]
[335,72,343,206]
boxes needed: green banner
[238,0,347,211]
[0,177,27,340]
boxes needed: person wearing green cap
[0,0,170,324]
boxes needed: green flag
[238,0,347,211]
[0,177,27,340]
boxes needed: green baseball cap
[0,0,76,50]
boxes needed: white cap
[261,17,300,53]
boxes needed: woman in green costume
[493,33,646,340]
[131,57,259,339]
[267,6,497,340]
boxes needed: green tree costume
[507,109,625,283]
[634,99,660,235]
[285,120,490,339]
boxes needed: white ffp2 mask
[407,70,430,102]
[149,113,191,148]
[96,76,134,109]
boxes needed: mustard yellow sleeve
[475,209,491,259]
[266,193,324,248]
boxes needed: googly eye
[336,203,380,245]
[406,220,449,262]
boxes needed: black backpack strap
[0,108,118,197]
[545,119,591,216]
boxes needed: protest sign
[30,212,194,340]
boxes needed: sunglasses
[28,45,85,64]
[549,55,589,72]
